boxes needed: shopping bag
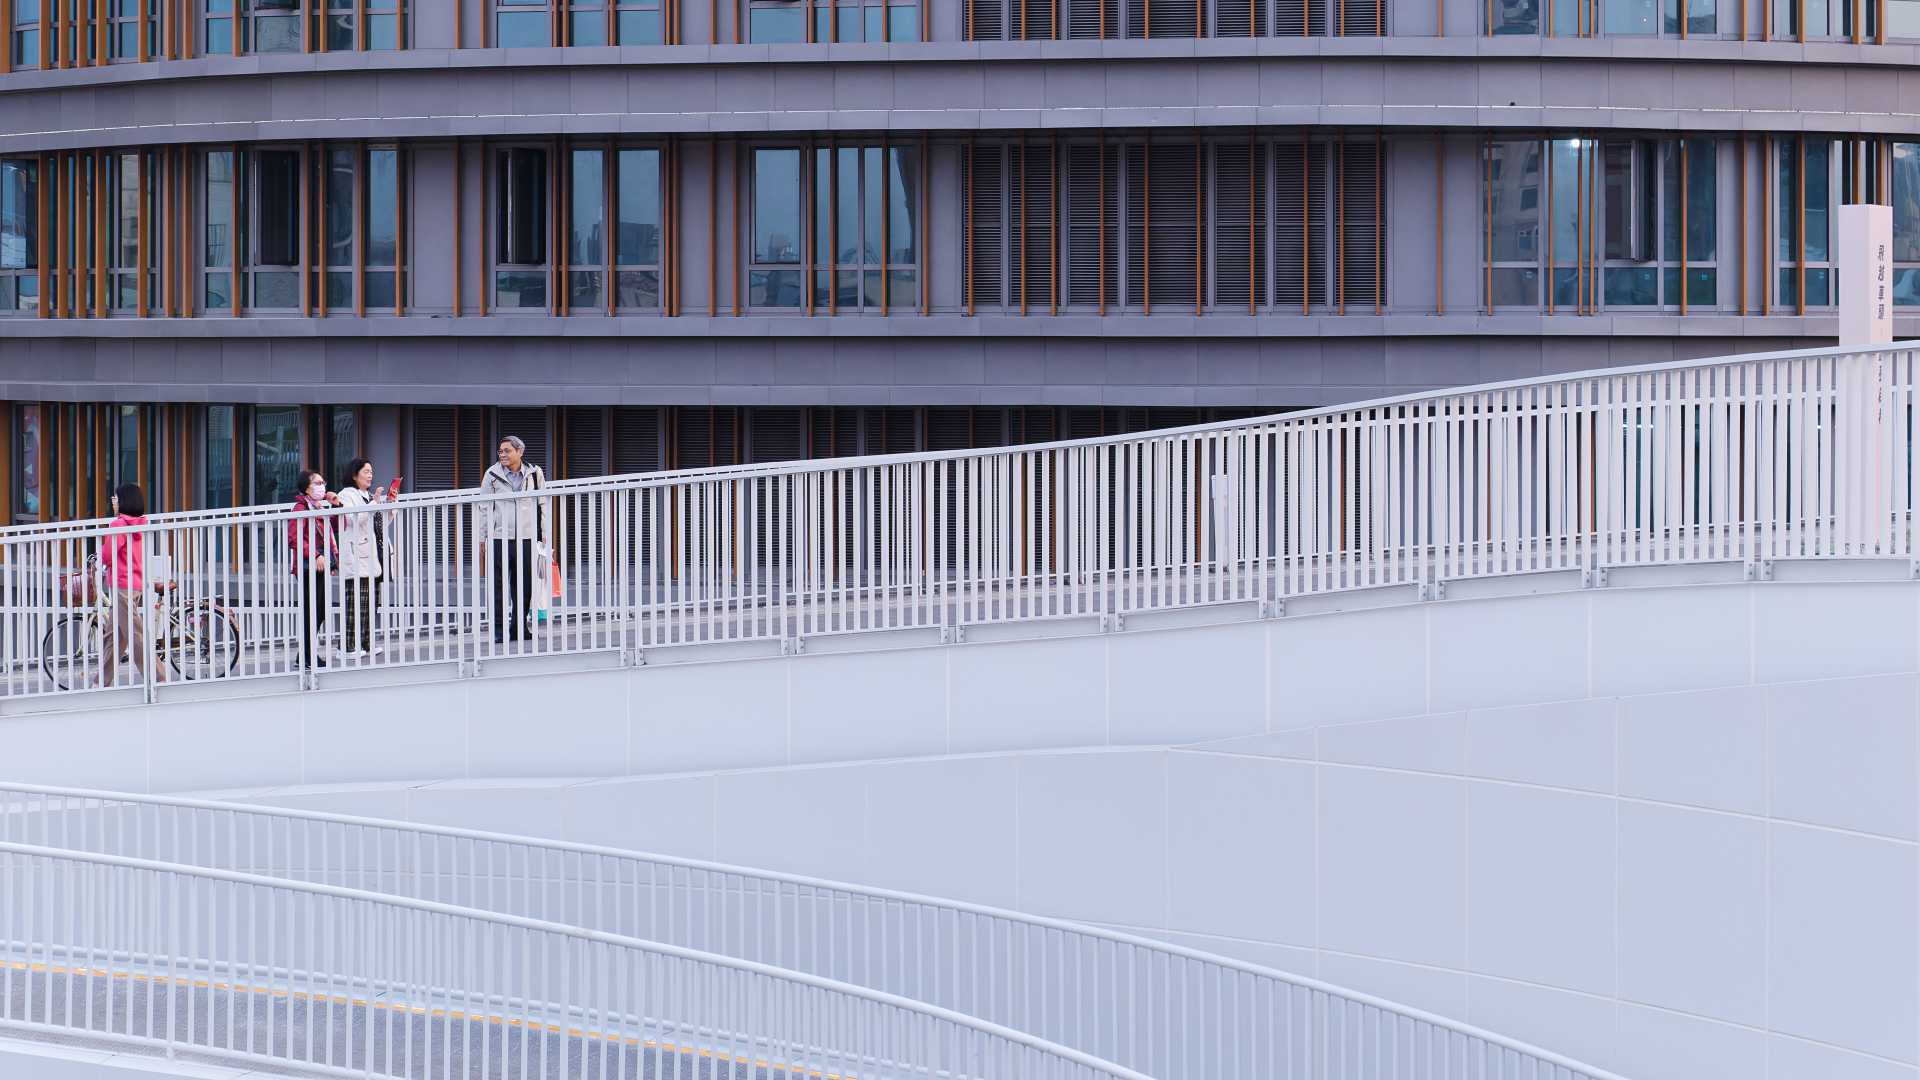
[534,544,553,620]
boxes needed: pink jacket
[287,494,338,572]
[100,514,147,592]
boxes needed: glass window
[1,158,38,314]
[13,403,39,521]
[495,147,549,309]
[205,150,234,310]
[323,147,353,309]
[114,405,140,491]
[569,147,605,312]
[749,3,804,39]
[753,148,803,308]
[615,148,661,309]
[329,406,357,478]
[252,406,301,505]
[1895,142,1920,303]
[809,142,918,312]
[1489,0,1539,33]
[495,7,549,44]
[616,3,662,40]
[1890,0,1920,35]
[1486,140,1541,307]
[1662,0,1714,32]
[245,0,303,51]
[1778,138,1833,308]
[365,147,399,308]
[12,0,40,67]
[205,405,234,509]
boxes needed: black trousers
[491,539,536,642]
[298,570,329,668]
[344,577,377,653]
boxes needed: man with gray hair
[476,434,548,645]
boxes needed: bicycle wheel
[40,616,103,692]
[169,603,242,681]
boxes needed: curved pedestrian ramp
[0,783,1626,1080]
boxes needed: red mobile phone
[388,476,404,495]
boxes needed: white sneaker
[370,645,385,658]
[333,648,353,663]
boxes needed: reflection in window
[0,158,39,314]
[615,149,662,308]
[108,151,158,312]
[752,148,803,308]
[13,404,39,521]
[205,150,234,310]
[253,405,302,505]
[1486,140,1541,307]
[366,148,399,309]
[813,144,918,312]
[568,148,606,311]
[1489,137,1719,313]
[11,0,40,67]
[1778,138,1833,309]
[1489,0,1538,33]
[244,0,303,52]
[1893,143,1919,305]
[205,405,235,509]
[495,147,550,309]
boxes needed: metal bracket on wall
[782,637,806,656]
[1261,599,1285,620]
[1100,613,1126,633]
[1424,581,1445,601]
[1755,560,1776,582]
[460,658,480,679]
[622,648,645,668]
[940,626,966,645]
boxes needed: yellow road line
[3,959,853,1078]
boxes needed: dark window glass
[496,148,549,266]
[254,149,300,268]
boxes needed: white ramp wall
[131,574,1920,1080]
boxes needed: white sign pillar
[1837,203,1892,553]
[1839,203,1893,346]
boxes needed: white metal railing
[0,782,1630,1080]
[1,341,1913,703]
[0,838,1154,1080]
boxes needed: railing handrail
[0,780,1632,1080]
[6,340,1906,543]
[0,836,1158,1080]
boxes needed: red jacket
[287,494,338,572]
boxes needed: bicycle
[41,557,243,691]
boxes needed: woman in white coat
[336,458,396,659]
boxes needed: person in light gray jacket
[475,435,548,644]
[336,457,397,659]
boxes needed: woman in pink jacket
[288,469,339,669]
[99,484,162,687]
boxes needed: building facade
[2,0,1917,517]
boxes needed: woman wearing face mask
[287,468,340,669]
[335,458,396,660]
